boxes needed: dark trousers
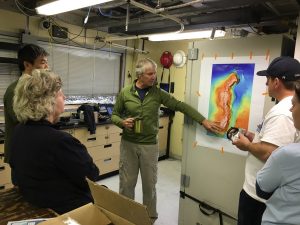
[11,168,18,186]
[237,189,266,225]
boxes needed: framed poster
[196,56,269,155]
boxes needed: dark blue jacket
[10,120,99,214]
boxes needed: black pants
[11,168,18,186]
[237,189,266,225]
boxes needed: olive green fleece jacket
[111,82,205,144]
[4,80,19,163]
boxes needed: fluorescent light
[36,0,113,16]
[148,29,226,41]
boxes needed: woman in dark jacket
[10,69,99,214]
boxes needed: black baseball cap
[257,56,300,81]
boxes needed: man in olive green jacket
[111,58,221,222]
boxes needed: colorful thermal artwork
[208,63,255,138]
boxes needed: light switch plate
[188,48,198,60]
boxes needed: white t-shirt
[243,96,296,202]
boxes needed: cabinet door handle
[105,136,109,139]
[87,137,96,141]
[104,158,112,162]
[159,126,164,129]
[0,166,5,171]
[104,144,112,148]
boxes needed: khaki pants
[119,139,159,218]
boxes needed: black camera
[40,19,51,30]
[227,127,240,141]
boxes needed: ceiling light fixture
[148,29,226,42]
[36,0,113,16]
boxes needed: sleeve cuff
[256,180,273,200]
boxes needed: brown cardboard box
[40,179,152,225]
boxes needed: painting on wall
[196,56,268,155]
[208,63,255,138]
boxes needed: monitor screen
[106,106,113,116]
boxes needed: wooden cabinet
[64,118,169,177]
[0,118,169,188]
[64,124,122,177]
[0,142,13,190]
[158,117,169,157]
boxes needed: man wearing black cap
[232,56,300,225]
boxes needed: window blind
[0,39,122,106]
[38,42,121,96]
[0,35,19,106]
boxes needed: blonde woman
[10,69,99,214]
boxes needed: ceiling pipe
[264,1,281,16]
[162,0,203,11]
[95,36,148,53]
[105,41,149,54]
[105,0,185,42]
[125,2,130,31]
[128,0,184,32]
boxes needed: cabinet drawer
[88,142,120,161]
[94,155,120,175]
[0,152,4,164]
[108,132,122,143]
[0,164,11,185]
[96,125,109,133]
[85,134,107,148]
[75,129,107,147]
[0,182,13,190]
[106,125,122,134]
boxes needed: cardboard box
[40,179,152,225]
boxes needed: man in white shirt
[232,56,300,225]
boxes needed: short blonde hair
[135,58,157,78]
[13,69,62,123]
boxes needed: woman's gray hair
[135,58,157,78]
[13,69,62,123]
